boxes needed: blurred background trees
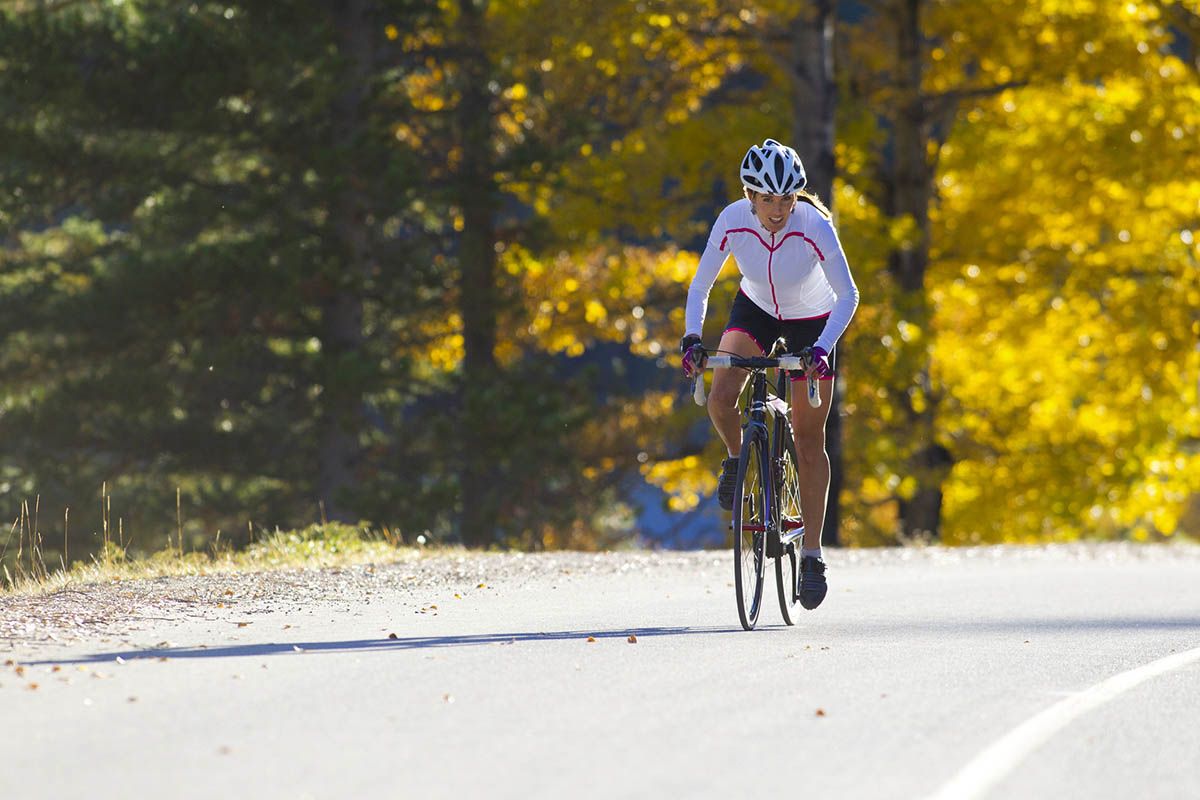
[1,0,1197,559]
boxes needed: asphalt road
[3,544,1200,800]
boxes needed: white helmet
[739,139,806,195]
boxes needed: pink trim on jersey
[721,226,827,320]
[720,228,826,261]
[781,311,832,323]
[779,231,826,261]
[724,327,767,355]
[767,241,780,317]
[788,373,836,383]
[721,227,770,251]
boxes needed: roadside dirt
[3,542,1195,650]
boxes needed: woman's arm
[811,216,860,354]
[684,237,730,337]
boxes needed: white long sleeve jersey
[684,198,859,354]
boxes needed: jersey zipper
[768,231,781,318]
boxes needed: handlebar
[691,352,821,409]
[702,355,808,371]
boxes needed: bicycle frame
[692,356,801,535]
[737,367,806,560]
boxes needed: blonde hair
[796,189,832,219]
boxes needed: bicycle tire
[774,421,803,625]
[733,433,769,631]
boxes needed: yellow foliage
[643,454,715,512]
[499,242,697,359]
[828,0,1200,544]
[401,0,1200,545]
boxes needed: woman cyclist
[680,138,859,611]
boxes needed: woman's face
[748,190,797,234]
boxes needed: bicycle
[692,341,821,631]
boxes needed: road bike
[692,342,821,631]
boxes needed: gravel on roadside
[2,542,1196,649]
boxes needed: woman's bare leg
[706,330,763,455]
[790,377,835,550]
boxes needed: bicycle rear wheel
[733,434,768,630]
[774,424,803,625]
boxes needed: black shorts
[724,290,837,379]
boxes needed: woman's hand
[680,334,707,378]
[806,346,831,379]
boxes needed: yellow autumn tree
[402,0,1200,548]
[930,4,1200,543]
[397,0,753,547]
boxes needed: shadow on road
[23,624,757,665]
[21,615,1200,667]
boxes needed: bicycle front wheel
[775,424,803,625]
[733,434,769,630]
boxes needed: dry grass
[1,517,427,597]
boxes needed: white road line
[926,644,1200,800]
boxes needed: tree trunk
[319,0,373,522]
[456,0,500,548]
[788,1,842,545]
[886,0,950,541]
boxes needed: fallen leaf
[627,635,638,644]
[454,593,462,599]
[388,633,398,640]
[282,625,292,630]
[216,602,225,608]
[236,622,251,628]
[51,666,61,673]
[815,709,826,717]
[477,583,487,589]
[14,666,25,677]
[128,697,138,703]
[157,657,169,663]
[586,636,596,643]
[223,590,234,596]
[28,682,39,691]
[429,604,437,610]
